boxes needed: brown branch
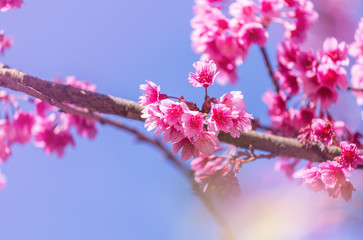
[260,47,280,93]
[0,63,354,165]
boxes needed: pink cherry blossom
[193,131,219,155]
[139,80,167,106]
[300,166,326,192]
[319,37,349,65]
[259,0,284,19]
[277,40,300,70]
[209,104,234,133]
[311,118,334,146]
[159,99,188,126]
[172,138,200,161]
[337,141,363,170]
[182,111,206,138]
[317,62,348,89]
[141,104,167,135]
[285,0,318,43]
[33,115,75,157]
[262,90,286,116]
[191,153,240,198]
[12,110,35,144]
[238,22,269,47]
[189,59,219,88]
[229,0,258,21]
[302,75,338,109]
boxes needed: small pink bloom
[277,40,300,69]
[337,141,363,170]
[172,138,200,161]
[159,99,188,126]
[303,75,338,109]
[275,68,300,95]
[33,115,75,157]
[141,104,167,135]
[62,113,98,139]
[229,0,258,21]
[319,37,349,65]
[182,111,206,138]
[162,125,185,144]
[300,166,325,193]
[238,21,269,47]
[317,62,348,89]
[12,110,35,144]
[189,60,219,88]
[193,131,219,155]
[209,104,234,133]
[34,99,54,118]
[259,0,284,19]
[262,90,286,116]
[295,50,317,77]
[319,161,346,189]
[139,80,167,106]
[311,118,334,145]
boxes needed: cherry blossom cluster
[191,0,317,84]
[191,146,241,199]
[0,76,98,189]
[140,59,253,162]
[0,0,23,12]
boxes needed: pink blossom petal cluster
[191,153,240,198]
[189,60,219,88]
[270,36,349,113]
[139,80,167,106]
[336,141,363,170]
[299,161,356,201]
[141,63,253,161]
[310,118,334,146]
[0,76,100,188]
[0,0,23,12]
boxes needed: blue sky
[0,1,363,239]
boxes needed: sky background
[0,1,363,239]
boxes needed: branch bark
[0,63,348,164]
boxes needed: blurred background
[0,0,362,239]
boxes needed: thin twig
[260,47,280,93]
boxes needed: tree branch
[0,63,352,165]
[260,47,280,93]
